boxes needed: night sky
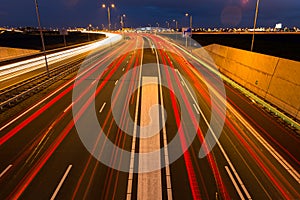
[1,0,300,29]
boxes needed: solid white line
[99,102,107,113]
[154,38,173,200]
[228,102,300,184]
[199,101,252,199]
[126,37,144,200]
[0,164,13,178]
[91,79,97,85]
[174,56,252,199]
[185,58,300,185]
[193,104,200,115]
[225,166,245,200]
[64,103,73,113]
[50,165,72,200]
[175,69,201,112]
[115,80,119,85]
[201,98,252,198]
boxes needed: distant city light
[275,23,283,29]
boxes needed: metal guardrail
[0,37,106,67]
[0,55,83,95]
[0,63,79,111]
[0,34,124,112]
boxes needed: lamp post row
[102,3,115,31]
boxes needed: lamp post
[185,13,193,49]
[121,14,126,39]
[102,3,115,31]
[251,0,260,52]
[121,14,126,29]
[88,24,92,41]
[173,19,178,31]
[185,13,192,29]
[34,0,50,77]
[165,21,170,29]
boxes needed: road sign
[182,27,192,37]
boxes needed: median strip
[137,76,162,200]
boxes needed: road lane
[153,34,300,199]
[0,33,299,200]
[0,35,137,199]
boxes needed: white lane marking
[193,104,200,115]
[225,166,245,200]
[175,69,201,113]
[154,39,173,200]
[228,102,300,184]
[126,37,144,200]
[175,67,207,131]
[0,164,13,178]
[115,80,119,85]
[186,59,300,185]
[50,165,72,200]
[175,61,252,199]
[0,78,73,132]
[170,38,300,182]
[64,103,73,113]
[99,102,106,113]
[191,85,252,199]
[92,79,97,85]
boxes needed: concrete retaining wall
[0,47,40,61]
[194,44,300,120]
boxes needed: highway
[0,33,299,200]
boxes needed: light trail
[0,32,122,81]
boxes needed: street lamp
[185,13,192,28]
[165,21,170,29]
[121,14,126,29]
[102,3,115,31]
[251,0,260,51]
[87,24,92,41]
[185,13,193,48]
[173,19,178,31]
[34,0,50,77]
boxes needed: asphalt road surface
[0,33,299,200]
